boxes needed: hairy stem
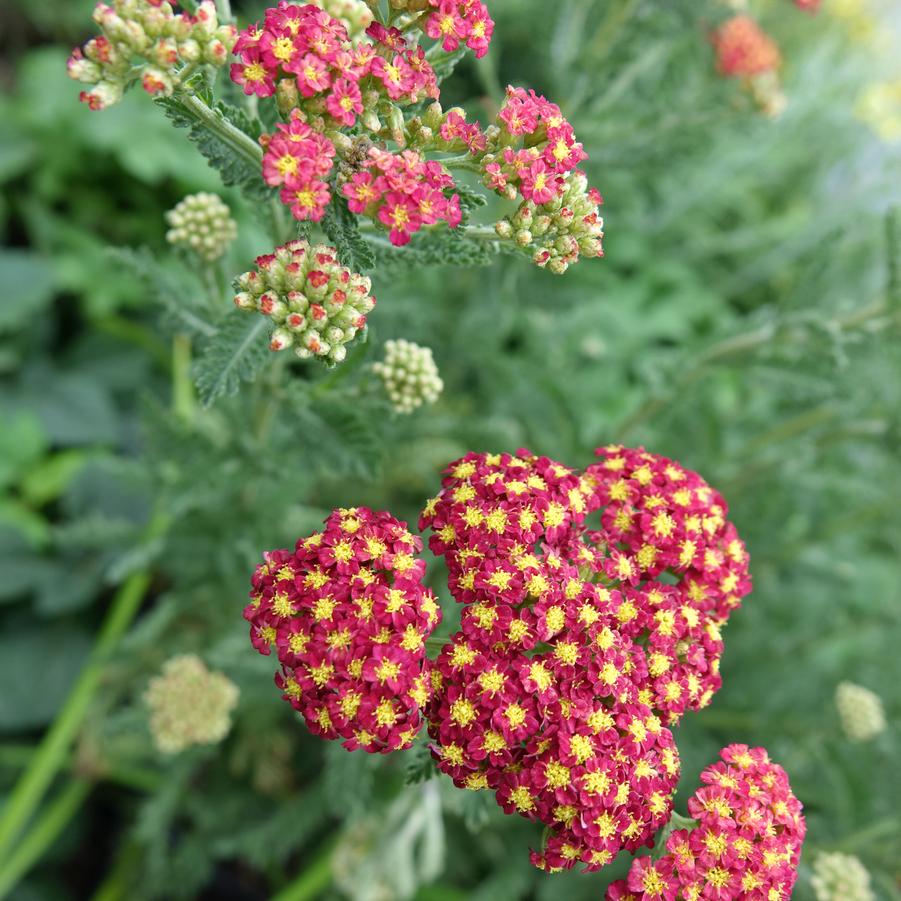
[177,91,263,167]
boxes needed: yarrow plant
[243,445,808,886]
[68,0,605,373]
[372,338,443,413]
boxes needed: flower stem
[177,91,263,168]
[0,512,168,862]
[172,334,195,421]
[270,840,335,901]
[0,780,91,900]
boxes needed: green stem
[215,0,232,24]
[176,91,263,168]
[270,840,334,901]
[89,841,142,901]
[0,781,91,900]
[0,512,168,862]
[172,334,196,422]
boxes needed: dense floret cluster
[233,239,375,363]
[165,192,237,261]
[67,0,236,109]
[243,449,804,884]
[606,744,806,900]
[145,655,239,754]
[835,681,886,742]
[711,15,781,78]
[372,338,444,413]
[244,508,441,753]
[425,0,494,58]
[416,446,752,870]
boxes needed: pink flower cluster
[260,110,337,222]
[425,0,494,59]
[244,507,441,753]
[484,87,588,204]
[711,16,781,78]
[343,147,462,245]
[606,744,806,900]
[230,4,438,108]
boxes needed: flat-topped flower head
[606,744,805,901]
[233,239,375,364]
[244,507,440,753]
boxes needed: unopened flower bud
[166,192,237,262]
[235,241,375,365]
[836,682,886,742]
[145,655,238,755]
[372,339,443,414]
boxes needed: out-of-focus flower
[836,681,886,741]
[812,852,876,901]
[233,239,376,364]
[711,15,781,78]
[165,192,237,262]
[145,655,239,754]
[372,339,443,414]
[856,79,901,142]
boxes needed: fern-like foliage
[193,313,270,406]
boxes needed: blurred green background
[0,0,899,898]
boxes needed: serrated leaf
[108,246,216,338]
[322,197,376,272]
[193,313,271,406]
[404,735,436,785]
[293,394,383,478]
[372,227,500,271]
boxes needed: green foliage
[193,313,271,406]
[1,2,900,901]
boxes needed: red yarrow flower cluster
[244,507,441,752]
[343,147,462,245]
[260,109,337,222]
[425,0,494,59]
[711,16,781,78]
[419,451,700,871]
[606,744,806,900]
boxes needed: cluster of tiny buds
[67,0,236,109]
[811,852,875,901]
[835,681,886,742]
[234,239,375,364]
[372,339,444,414]
[165,192,237,262]
[495,171,604,274]
[144,654,239,754]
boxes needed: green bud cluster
[165,192,237,262]
[835,681,886,742]
[234,240,376,364]
[495,171,605,275]
[144,654,239,755]
[67,0,236,110]
[372,339,444,414]
[811,852,875,901]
